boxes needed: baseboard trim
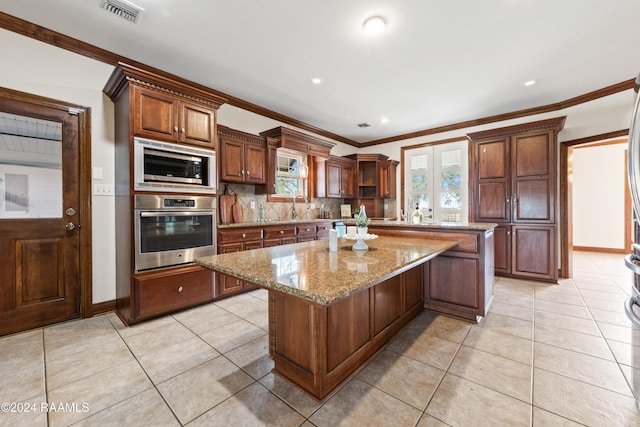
[572,246,625,254]
[92,299,116,316]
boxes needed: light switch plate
[250,201,256,209]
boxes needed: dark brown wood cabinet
[104,63,226,325]
[263,225,297,247]
[344,154,398,218]
[377,159,399,199]
[468,117,565,281]
[133,85,216,148]
[325,156,356,198]
[218,125,266,184]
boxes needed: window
[275,150,306,197]
[404,140,468,223]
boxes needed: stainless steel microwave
[133,137,216,194]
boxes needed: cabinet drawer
[135,266,212,319]
[264,225,297,239]
[316,223,333,234]
[297,223,316,237]
[218,227,263,243]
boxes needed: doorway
[560,135,630,277]
[0,88,92,336]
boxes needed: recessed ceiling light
[380,116,390,124]
[523,79,537,87]
[309,77,325,85]
[362,16,386,37]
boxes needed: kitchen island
[197,235,456,399]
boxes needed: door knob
[65,222,76,230]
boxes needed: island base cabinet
[268,265,423,400]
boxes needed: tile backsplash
[219,183,397,223]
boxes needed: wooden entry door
[0,90,90,336]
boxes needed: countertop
[218,219,496,231]
[196,236,456,306]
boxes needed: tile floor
[2,251,640,426]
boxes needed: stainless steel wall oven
[134,194,216,272]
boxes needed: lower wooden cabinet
[133,265,213,322]
[493,224,556,281]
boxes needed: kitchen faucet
[292,195,308,220]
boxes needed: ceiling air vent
[357,122,371,128]
[100,0,143,23]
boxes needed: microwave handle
[139,211,213,218]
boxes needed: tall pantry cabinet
[468,117,565,282]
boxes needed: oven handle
[625,254,640,275]
[139,211,214,218]
[625,297,640,328]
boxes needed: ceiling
[1,0,640,144]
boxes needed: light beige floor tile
[607,338,636,366]
[426,374,531,427]
[534,323,614,360]
[476,312,533,340]
[462,326,532,365]
[107,311,176,338]
[47,359,152,427]
[171,303,241,335]
[402,310,472,343]
[357,349,445,410]
[578,288,628,302]
[590,307,633,327]
[532,407,583,426]
[575,280,627,294]
[387,328,460,371]
[492,292,534,309]
[0,330,45,402]
[0,394,47,427]
[199,319,267,354]
[259,373,323,418]
[597,321,640,346]
[448,346,532,403]
[247,288,269,301]
[138,336,219,384]
[533,368,640,426]
[534,298,591,319]
[582,297,625,312]
[534,310,601,336]
[73,388,179,427]
[242,306,269,331]
[0,362,44,405]
[489,300,534,322]
[493,283,534,298]
[187,382,305,427]
[44,316,121,362]
[416,414,451,427]
[310,378,422,427]
[156,356,254,424]
[224,334,273,379]
[534,342,632,396]
[46,337,134,390]
[534,291,585,306]
[123,321,197,358]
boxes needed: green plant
[355,215,370,228]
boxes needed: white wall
[1,28,635,302]
[572,143,628,249]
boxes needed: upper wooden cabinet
[317,156,356,199]
[468,116,565,282]
[133,86,216,147]
[104,64,225,149]
[377,159,399,199]
[218,126,266,184]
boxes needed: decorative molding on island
[197,225,495,400]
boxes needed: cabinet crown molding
[217,125,266,146]
[466,116,566,141]
[260,126,335,158]
[103,62,227,109]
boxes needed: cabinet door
[493,225,511,275]
[341,163,356,198]
[511,131,554,223]
[511,225,556,280]
[220,138,245,182]
[179,101,215,147]
[326,163,342,198]
[475,138,510,222]
[377,161,396,198]
[245,144,266,184]
[133,86,178,141]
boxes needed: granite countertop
[218,219,496,231]
[196,236,456,306]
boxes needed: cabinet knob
[178,286,183,293]
[174,126,178,132]
[306,228,310,231]
[242,233,246,238]
[181,127,185,133]
[246,170,250,176]
[280,230,284,234]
